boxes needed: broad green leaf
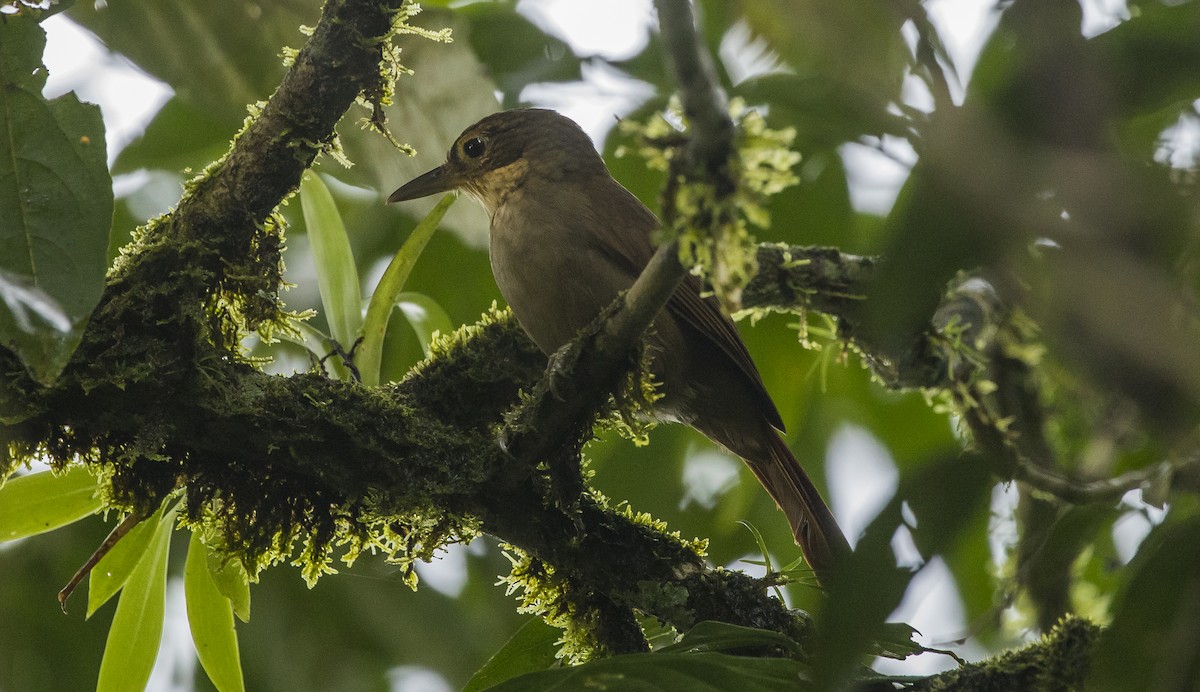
[87,511,164,618]
[358,194,455,385]
[113,96,233,176]
[96,506,176,692]
[0,15,112,384]
[0,466,103,542]
[811,452,992,690]
[185,532,246,692]
[486,651,809,692]
[735,74,911,150]
[300,171,363,354]
[872,622,922,661]
[456,2,581,107]
[67,0,300,127]
[206,549,251,623]
[395,292,453,360]
[656,621,801,657]
[1088,510,1200,692]
[462,617,560,692]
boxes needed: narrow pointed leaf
[185,531,246,692]
[300,171,362,353]
[358,193,455,384]
[0,466,103,542]
[396,292,453,359]
[206,550,251,623]
[96,507,176,692]
[87,511,163,618]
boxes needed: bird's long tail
[745,431,852,585]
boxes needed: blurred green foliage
[2,0,1199,689]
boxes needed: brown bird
[388,108,850,582]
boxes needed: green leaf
[395,292,453,360]
[656,621,801,657]
[872,622,922,661]
[206,549,251,624]
[113,96,233,176]
[485,651,809,692]
[87,511,163,618]
[300,170,363,353]
[1088,510,1200,692]
[0,15,113,384]
[735,74,912,150]
[457,2,581,107]
[811,451,992,690]
[0,466,103,542]
[357,194,455,385]
[96,506,176,692]
[185,531,246,692]
[67,0,303,127]
[463,617,560,692]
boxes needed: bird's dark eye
[463,137,486,158]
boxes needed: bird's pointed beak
[387,164,457,203]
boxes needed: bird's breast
[488,192,634,355]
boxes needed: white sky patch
[924,0,1000,88]
[413,541,472,598]
[387,665,453,692]
[1111,488,1168,564]
[42,14,172,165]
[149,577,198,692]
[719,19,787,87]
[840,136,917,216]
[679,448,742,511]
[825,424,899,548]
[1081,0,1131,37]
[519,61,656,147]
[873,557,987,677]
[988,482,1020,569]
[516,0,653,60]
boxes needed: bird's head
[387,109,607,215]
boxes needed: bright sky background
[35,1,1167,690]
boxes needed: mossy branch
[0,0,1130,677]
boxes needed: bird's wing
[591,180,785,431]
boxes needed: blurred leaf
[1094,1,1200,122]
[457,1,581,107]
[396,292,454,360]
[186,531,247,692]
[300,171,363,353]
[607,33,671,91]
[0,15,112,384]
[1088,509,1200,692]
[113,96,233,175]
[764,151,857,250]
[656,621,801,657]
[873,622,922,661]
[0,466,103,542]
[96,506,176,692]
[486,651,809,692]
[738,0,908,103]
[67,0,307,127]
[358,194,455,385]
[1021,502,1121,631]
[812,452,992,689]
[736,74,912,150]
[87,511,162,618]
[0,270,71,335]
[463,617,560,692]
